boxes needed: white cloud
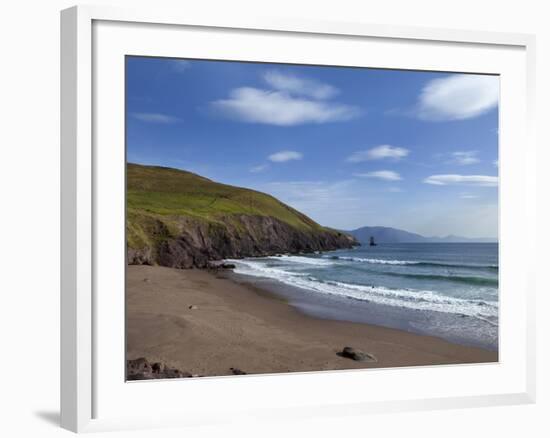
[210,87,360,126]
[423,174,498,187]
[250,164,269,173]
[353,170,402,181]
[417,74,499,121]
[263,70,338,99]
[132,112,180,124]
[268,150,303,163]
[346,145,409,162]
[450,151,480,165]
[172,60,190,72]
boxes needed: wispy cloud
[268,150,303,163]
[353,170,402,181]
[266,180,345,200]
[424,174,498,187]
[259,180,357,221]
[250,164,269,173]
[211,87,360,126]
[417,74,499,121]
[346,145,409,162]
[263,70,339,100]
[131,112,180,124]
[172,60,191,73]
[450,151,480,165]
[460,193,479,199]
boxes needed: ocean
[227,243,498,351]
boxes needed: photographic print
[125,57,498,380]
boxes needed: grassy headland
[126,163,357,268]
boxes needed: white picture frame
[60,4,537,433]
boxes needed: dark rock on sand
[338,346,377,363]
[163,367,192,378]
[127,357,152,376]
[230,367,247,375]
[127,357,193,380]
[207,261,236,270]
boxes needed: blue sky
[126,56,499,238]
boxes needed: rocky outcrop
[127,357,252,380]
[126,358,193,380]
[128,213,358,269]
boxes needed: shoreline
[224,266,498,352]
[127,265,497,379]
[224,247,498,351]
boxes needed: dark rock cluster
[126,357,193,380]
[127,358,249,380]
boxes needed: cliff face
[126,163,358,268]
[128,213,356,269]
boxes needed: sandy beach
[126,265,497,378]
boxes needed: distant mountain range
[347,226,497,244]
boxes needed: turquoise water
[228,243,499,350]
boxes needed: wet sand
[126,265,497,378]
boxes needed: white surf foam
[324,255,498,269]
[226,259,498,321]
[331,256,416,265]
[267,255,334,266]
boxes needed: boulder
[339,347,377,363]
[207,261,236,270]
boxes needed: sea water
[227,243,498,351]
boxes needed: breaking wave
[227,259,498,322]
[323,255,498,270]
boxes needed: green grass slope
[127,163,344,252]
